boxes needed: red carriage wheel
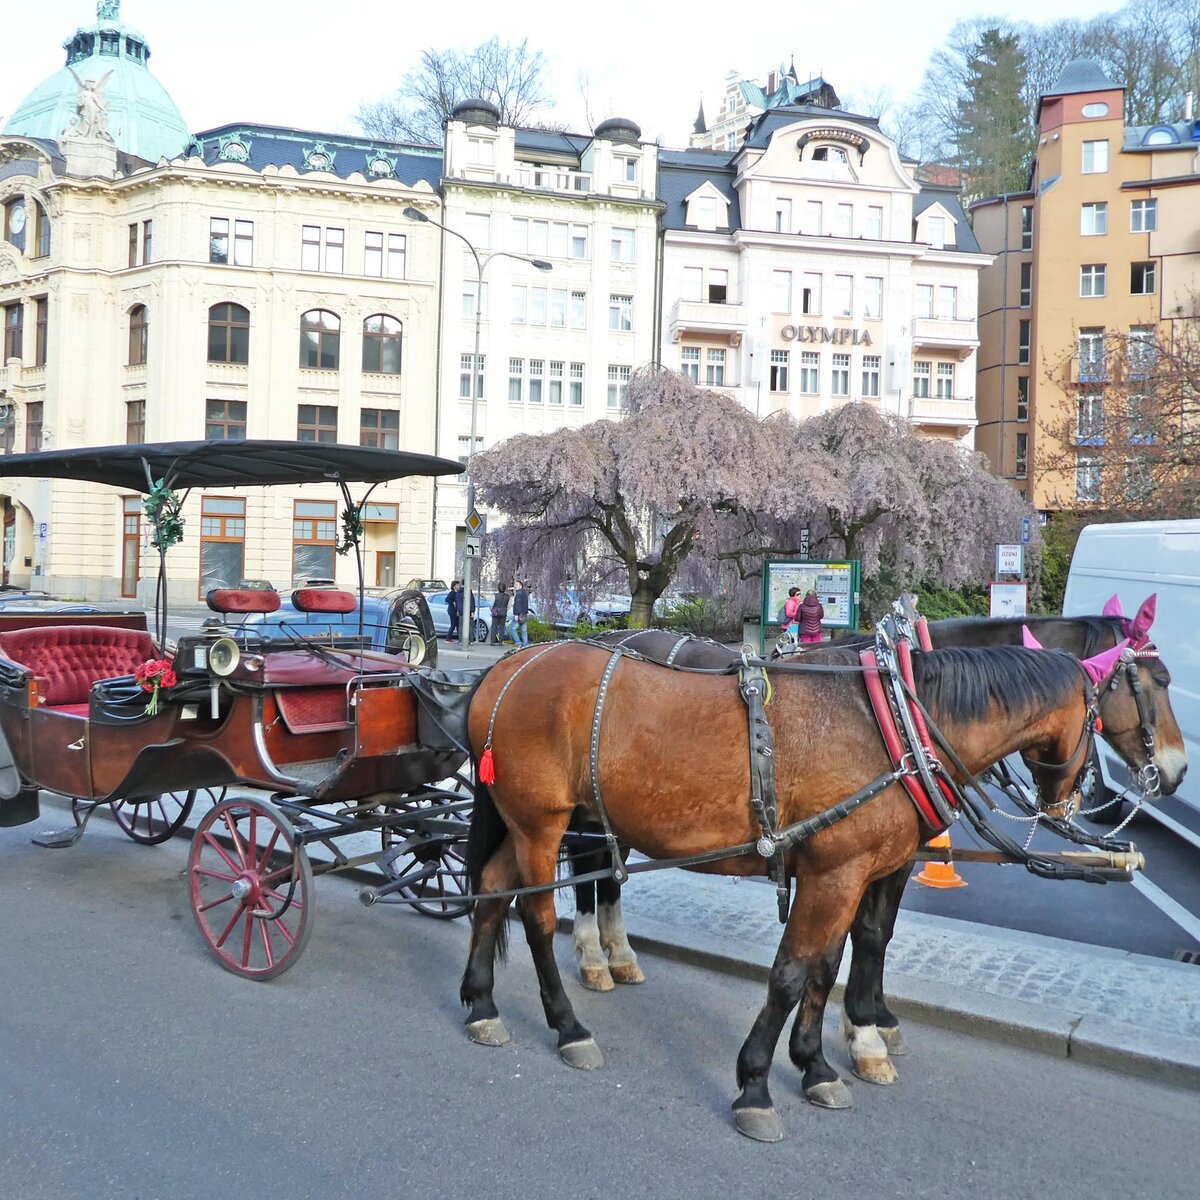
[188,795,314,980]
[381,776,472,920]
[110,789,197,845]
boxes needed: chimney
[767,70,778,94]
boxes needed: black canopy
[0,440,463,493]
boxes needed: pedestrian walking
[798,589,824,644]
[445,580,461,642]
[510,579,530,647]
[490,582,511,645]
[781,587,802,641]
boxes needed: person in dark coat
[798,589,825,644]
[510,579,530,647]
[490,582,510,645]
[445,580,462,642]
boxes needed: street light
[403,206,550,646]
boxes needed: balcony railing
[1071,355,1108,384]
[668,299,747,344]
[513,166,592,194]
[911,316,979,352]
[908,395,978,428]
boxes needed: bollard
[915,831,967,889]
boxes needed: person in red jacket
[781,587,802,640]
[798,589,824,644]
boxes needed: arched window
[811,145,849,164]
[33,201,50,258]
[128,304,148,366]
[362,314,402,374]
[300,309,340,370]
[208,302,250,364]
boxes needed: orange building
[971,60,1200,510]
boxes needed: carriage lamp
[208,637,241,676]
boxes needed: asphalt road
[1,811,1197,1200]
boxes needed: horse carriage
[0,440,479,978]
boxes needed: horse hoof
[806,1079,853,1109]
[878,1025,908,1056]
[851,1055,898,1086]
[733,1106,784,1143]
[608,960,645,985]
[466,1017,511,1047]
[579,965,615,992]
[559,1037,604,1070]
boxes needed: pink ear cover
[1080,638,1132,684]
[1124,593,1157,645]
[1022,626,1044,649]
[1101,594,1124,619]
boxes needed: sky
[1,0,1129,147]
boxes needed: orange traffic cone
[915,832,967,889]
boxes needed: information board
[761,559,860,650]
[989,581,1028,618]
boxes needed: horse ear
[1101,594,1124,619]
[1080,639,1131,684]
[1125,593,1157,641]
[1021,626,1044,650]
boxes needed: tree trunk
[629,581,660,629]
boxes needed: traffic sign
[995,544,1024,576]
[464,535,482,558]
[464,509,485,536]
[1020,516,1031,545]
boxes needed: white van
[1063,519,1199,849]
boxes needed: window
[862,355,880,398]
[1130,261,1156,295]
[693,195,718,229]
[803,200,823,236]
[569,362,584,407]
[127,304,148,365]
[1076,456,1102,503]
[915,285,934,319]
[609,294,633,332]
[211,218,252,266]
[231,220,253,266]
[1080,264,1107,298]
[1081,202,1108,236]
[292,499,337,582]
[32,202,50,258]
[1082,140,1109,174]
[799,351,819,394]
[1127,392,1153,443]
[1018,319,1031,365]
[771,270,792,312]
[24,401,42,452]
[508,357,524,403]
[462,278,488,320]
[925,215,947,248]
[1078,327,1105,379]
[299,309,340,369]
[33,297,47,366]
[126,399,145,443]
[570,224,588,258]
[831,275,853,319]
[610,227,635,263]
[1020,205,1033,250]
[467,137,495,166]
[360,408,399,449]
[528,359,544,405]
[208,302,249,364]
[1016,376,1029,421]
[324,227,344,273]
[456,435,484,464]
[548,360,564,406]
[681,346,700,383]
[1076,388,1104,442]
[202,497,247,594]
[618,156,638,183]
[463,212,490,248]
[363,314,402,374]
[774,198,792,233]
[1015,432,1028,479]
[529,287,546,325]
[127,222,138,267]
[936,362,955,398]
[811,145,849,164]
[142,220,152,264]
[550,289,567,328]
[705,348,725,386]
[1130,199,1157,233]
[205,398,246,440]
[121,496,140,597]
[297,404,337,443]
[459,353,484,400]
[1127,326,1156,377]
[210,217,229,264]
[301,225,321,271]
[1124,458,1152,501]
[570,290,587,328]
[801,273,822,316]
[866,205,883,240]
[707,270,728,304]
[364,231,407,278]
[4,199,26,252]
[510,284,527,324]
[835,203,853,238]
[863,277,883,320]
[831,353,850,397]
[769,349,789,392]
[608,364,631,409]
[1019,262,1032,308]
[3,302,22,362]
[937,286,957,321]
[913,361,931,398]
[682,266,703,302]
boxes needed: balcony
[513,166,592,194]
[908,394,978,436]
[1070,355,1108,384]
[911,317,979,360]
[668,299,747,346]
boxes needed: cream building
[661,105,990,439]
[1,2,446,601]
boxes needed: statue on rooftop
[97,2,121,20]
[65,67,114,142]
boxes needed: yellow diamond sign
[465,509,484,535]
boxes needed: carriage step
[31,825,87,849]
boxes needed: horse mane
[915,645,1084,724]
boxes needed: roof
[657,150,740,231]
[1045,59,1122,97]
[0,441,463,493]
[1122,121,1200,152]
[742,105,881,150]
[186,124,443,187]
[512,128,592,160]
[914,187,982,253]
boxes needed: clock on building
[7,200,26,237]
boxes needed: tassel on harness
[478,745,496,784]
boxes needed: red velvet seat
[0,625,157,708]
[292,588,356,614]
[207,588,282,615]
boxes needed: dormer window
[304,146,334,171]
[811,145,849,163]
[467,137,496,167]
[126,39,144,61]
[67,33,95,63]
[368,156,394,178]
[99,32,119,56]
[926,215,948,249]
[220,139,250,163]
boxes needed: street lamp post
[403,206,550,646]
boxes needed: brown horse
[460,640,1103,1141]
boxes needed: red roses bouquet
[134,658,177,716]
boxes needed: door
[376,552,396,587]
[121,497,140,597]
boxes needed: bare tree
[357,38,554,144]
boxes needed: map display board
[760,559,860,651]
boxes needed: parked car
[236,578,277,592]
[535,588,630,630]
[405,577,449,593]
[425,589,488,642]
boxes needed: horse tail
[465,776,510,962]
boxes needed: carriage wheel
[381,777,472,920]
[188,795,314,980]
[110,789,198,845]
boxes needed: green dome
[3,2,189,163]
